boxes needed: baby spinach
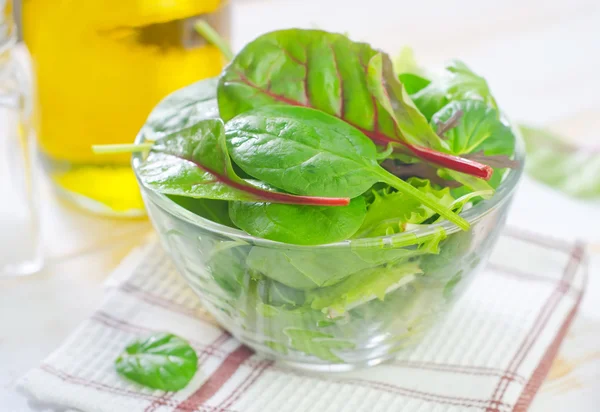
[143,78,219,140]
[226,105,469,229]
[218,29,492,179]
[115,333,198,391]
[139,118,350,206]
[229,197,367,245]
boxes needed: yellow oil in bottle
[22,0,227,216]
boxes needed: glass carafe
[22,0,229,216]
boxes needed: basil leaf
[229,196,367,245]
[520,125,600,199]
[143,78,219,140]
[225,105,469,229]
[139,118,349,206]
[115,333,198,391]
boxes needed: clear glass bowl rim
[132,113,525,250]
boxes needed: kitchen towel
[18,227,587,412]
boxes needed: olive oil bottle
[23,0,228,216]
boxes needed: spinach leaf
[354,178,454,238]
[115,333,198,391]
[167,196,234,227]
[217,29,492,179]
[366,53,493,180]
[431,100,517,192]
[143,78,219,140]
[226,105,469,229]
[412,60,497,120]
[139,118,349,206]
[229,197,366,245]
[519,125,600,199]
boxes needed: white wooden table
[1,0,599,410]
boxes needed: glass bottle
[0,0,42,276]
[22,0,229,217]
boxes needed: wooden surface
[1,0,599,410]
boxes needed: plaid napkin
[18,228,587,412]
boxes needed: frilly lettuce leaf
[355,177,454,238]
[283,328,355,363]
[306,262,422,317]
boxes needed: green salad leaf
[520,125,600,198]
[225,105,469,229]
[432,100,517,193]
[229,197,367,245]
[218,29,492,180]
[307,261,422,317]
[354,178,454,238]
[283,328,355,363]
[412,60,497,120]
[139,118,349,206]
[143,78,219,140]
[115,333,198,391]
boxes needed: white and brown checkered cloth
[18,228,587,412]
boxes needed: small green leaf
[412,60,497,120]
[520,125,600,199]
[115,333,198,391]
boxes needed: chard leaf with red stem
[217,29,492,180]
[138,119,350,207]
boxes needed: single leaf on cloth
[114,333,198,391]
[520,125,600,199]
[228,197,367,245]
[142,78,219,140]
[218,29,491,180]
[139,118,349,206]
[412,60,498,120]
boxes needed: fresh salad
[99,29,519,369]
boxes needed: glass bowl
[132,111,525,372]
